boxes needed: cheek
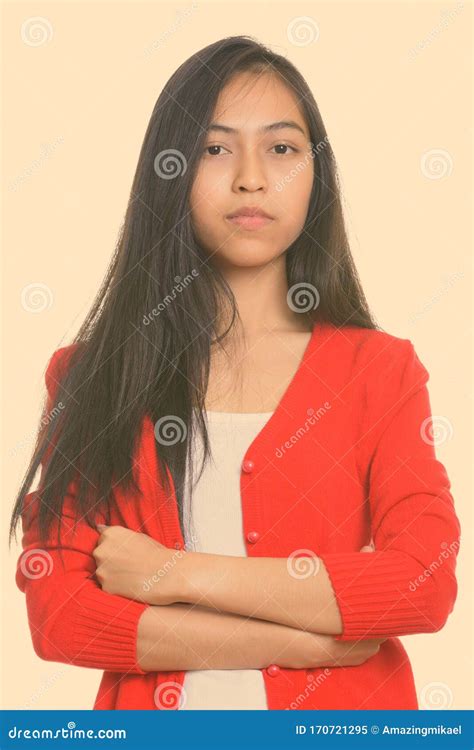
[190,173,224,222]
[276,168,313,223]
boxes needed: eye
[203,145,230,157]
[271,143,299,155]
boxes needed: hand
[278,630,386,670]
[311,633,386,668]
[93,524,187,605]
[277,540,381,669]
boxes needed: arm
[137,602,332,672]
[15,347,148,673]
[16,490,148,673]
[153,341,461,640]
[175,552,342,634]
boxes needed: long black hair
[9,34,378,548]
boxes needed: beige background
[2,0,472,710]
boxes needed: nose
[231,148,268,193]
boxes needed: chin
[213,245,281,269]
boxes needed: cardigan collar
[138,319,335,548]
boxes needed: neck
[215,255,311,343]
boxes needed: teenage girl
[10,36,460,711]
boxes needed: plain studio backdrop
[2,0,472,710]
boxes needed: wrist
[175,550,202,604]
[141,546,195,605]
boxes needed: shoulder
[45,343,82,398]
[320,322,430,388]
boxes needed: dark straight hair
[9,34,378,548]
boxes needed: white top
[179,409,273,710]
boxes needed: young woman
[10,35,461,711]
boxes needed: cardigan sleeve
[15,346,149,673]
[319,338,461,641]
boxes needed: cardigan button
[242,459,255,473]
[266,664,281,677]
[247,530,260,543]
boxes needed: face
[189,72,315,271]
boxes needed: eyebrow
[206,120,307,137]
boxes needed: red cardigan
[16,321,461,710]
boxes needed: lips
[227,207,273,220]
[226,207,274,231]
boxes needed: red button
[247,530,260,543]
[242,459,255,473]
[266,664,281,677]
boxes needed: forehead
[210,72,308,137]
